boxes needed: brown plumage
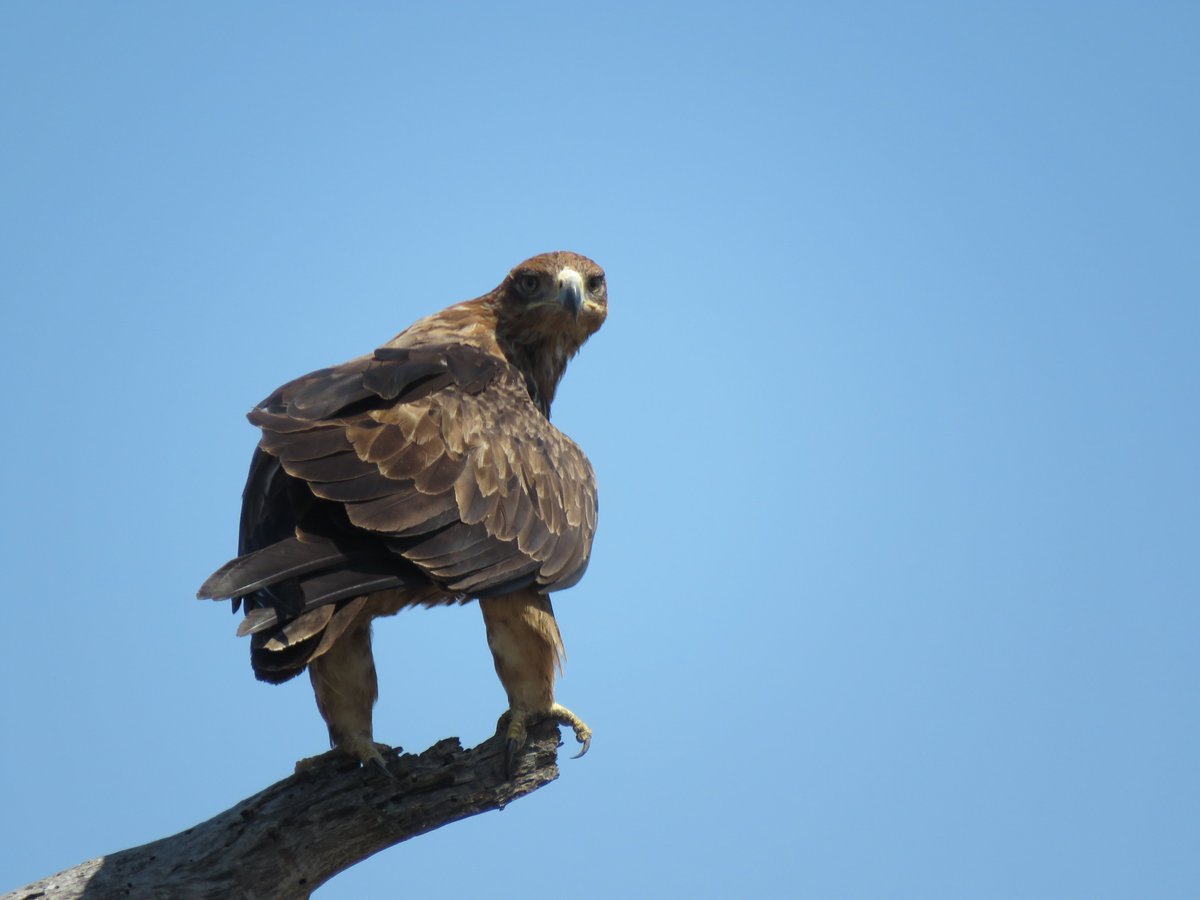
[198,251,605,771]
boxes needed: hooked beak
[557,268,584,320]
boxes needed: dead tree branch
[4,723,562,900]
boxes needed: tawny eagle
[198,251,605,774]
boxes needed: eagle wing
[199,343,598,630]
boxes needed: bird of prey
[198,251,606,774]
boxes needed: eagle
[198,251,606,775]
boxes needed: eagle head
[492,250,607,415]
[499,251,607,341]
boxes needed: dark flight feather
[259,426,350,462]
[198,535,352,601]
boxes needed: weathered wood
[4,724,562,900]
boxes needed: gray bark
[3,724,562,900]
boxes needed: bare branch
[4,723,563,900]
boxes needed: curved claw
[371,754,398,781]
[571,734,591,760]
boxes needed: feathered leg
[480,590,591,778]
[305,613,389,771]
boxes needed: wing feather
[284,364,373,419]
[259,426,350,461]
[454,557,541,596]
[347,488,459,534]
[357,364,598,593]
[351,421,406,463]
[202,338,599,674]
[280,450,373,483]
[413,450,464,494]
[309,471,401,502]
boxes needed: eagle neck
[496,332,572,419]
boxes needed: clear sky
[2,3,1196,898]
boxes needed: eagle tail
[197,536,429,684]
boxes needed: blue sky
[2,3,1197,897]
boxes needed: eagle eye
[511,271,541,298]
[586,274,605,293]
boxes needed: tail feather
[197,535,352,600]
[263,604,335,650]
[250,595,371,684]
[230,564,416,640]
[198,531,446,684]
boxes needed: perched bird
[198,251,606,775]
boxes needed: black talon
[505,738,520,779]
[372,755,398,781]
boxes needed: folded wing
[197,342,598,681]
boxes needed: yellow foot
[499,703,592,779]
[294,736,395,779]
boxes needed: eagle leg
[480,591,591,779]
[306,612,394,774]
